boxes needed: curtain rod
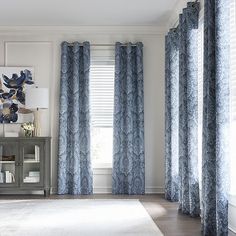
[67,43,139,47]
[170,0,200,28]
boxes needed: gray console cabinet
[0,137,51,196]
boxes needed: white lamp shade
[25,88,49,109]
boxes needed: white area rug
[0,199,163,236]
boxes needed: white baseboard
[51,187,57,195]
[51,187,113,194]
[51,186,164,195]
[93,187,112,194]
[229,226,236,234]
[229,195,236,233]
[145,186,164,194]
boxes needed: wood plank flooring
[0,194,235,236]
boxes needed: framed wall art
[0,67,34,123]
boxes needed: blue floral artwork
[0,67,34,123]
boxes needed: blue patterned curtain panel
[178,2,200,217]
[165,29,179,202]
[58,42,93,195]
[112,42,145,195]
[202,0,230,235]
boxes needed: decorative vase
[24,130,33,137]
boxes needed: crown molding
[0,25,166,36]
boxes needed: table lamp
[25,87,49,136]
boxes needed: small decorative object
[21,122,34,137]
[0,67,34,124]
[1,155,15,161]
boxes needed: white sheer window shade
[197,18,204,191]
[230,0,236,195]
[90,46,115,168]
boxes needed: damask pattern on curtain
[178,2,200,217]
[202,0,230,235]
[58,41,93,195]
[165,28,179,202]
[112,42,145,195]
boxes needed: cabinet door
[20,141,44,187]
[0,141,19,187]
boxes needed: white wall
[0,26,166,194]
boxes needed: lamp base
[33,109,41,137]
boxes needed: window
[197,17,204,188]
[90,46,115,168]
[230,0,236,195]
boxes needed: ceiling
[0,0,179,26]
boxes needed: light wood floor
[0,194,235,236]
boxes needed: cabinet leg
[44,189,50,197]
